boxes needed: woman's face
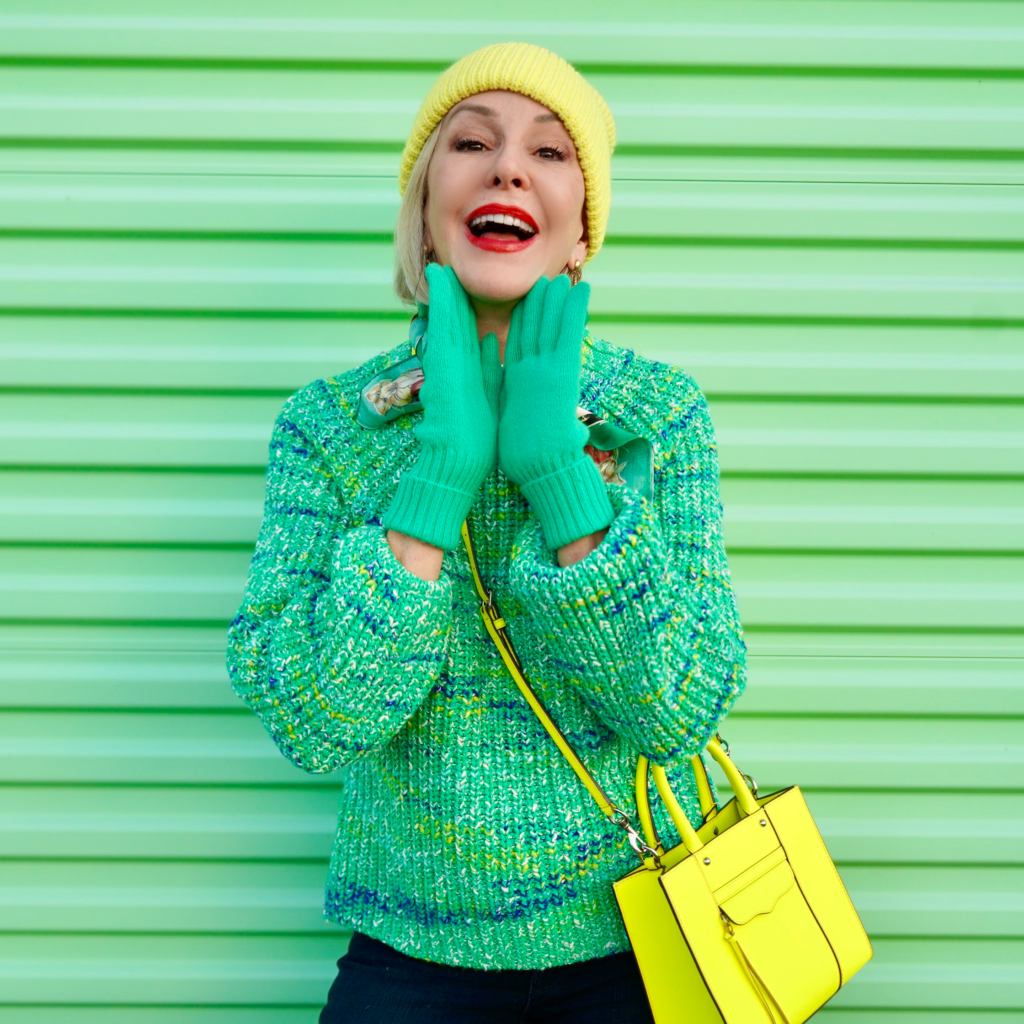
[422,90,588,306]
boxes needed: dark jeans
[319,931,656,1024]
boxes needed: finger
[539,274,570,355]
[428,268,476,382]
[442,266,477,344]
[561,280,591,346]
[424,261,447,306]
[507,277,544,365]
[506,299,524,365]
[518,276,549,359]
[443,264,467,305]
[424,262,452,334]
[479,332,503,417]
[421,270,451,375]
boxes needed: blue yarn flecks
[226,329,747,971]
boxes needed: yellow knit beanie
[399,42,616,261]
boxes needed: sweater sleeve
[507,386,747,766]
[226,398,453,774]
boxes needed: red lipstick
[464,203,539,253]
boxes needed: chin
[451,260,548,305]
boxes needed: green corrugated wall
[2,1,1022,1019]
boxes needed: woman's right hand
[416,264,503,482]
[381,263,503,554]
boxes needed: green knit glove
[499,275,614,550]
[383,264,503,551]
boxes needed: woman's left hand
[498,275,614,550]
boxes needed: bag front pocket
[718,859,842,1024]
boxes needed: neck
[469,297,515,361]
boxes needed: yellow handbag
[461,522,873,1024]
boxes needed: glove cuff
[382,448,485,551]
[519,456,615,551]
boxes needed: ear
[569,236,589,272]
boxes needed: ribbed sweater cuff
[519,456,615,551]
[382,448,484,552]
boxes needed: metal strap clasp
[610,806,663,870]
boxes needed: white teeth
[468,213,536,235]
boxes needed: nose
[488,144,528,191]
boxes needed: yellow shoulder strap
[459,520,720,867]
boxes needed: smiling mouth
[467,212,538,241]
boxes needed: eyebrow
[450,103,495,118]
[449,104,563,125]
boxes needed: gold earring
[423,243,436,264]
[568,259,582,287]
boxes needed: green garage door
[2,2,1022,1020]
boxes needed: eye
[537,146,567,161]
[454,137,485,152]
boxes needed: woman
[227,42,747,1023]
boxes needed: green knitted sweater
[226,327,748,970]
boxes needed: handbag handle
[637,740,760,856]
[634,748,717,856]
[460,520,752,866]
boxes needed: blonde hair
[393,121,443,308]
